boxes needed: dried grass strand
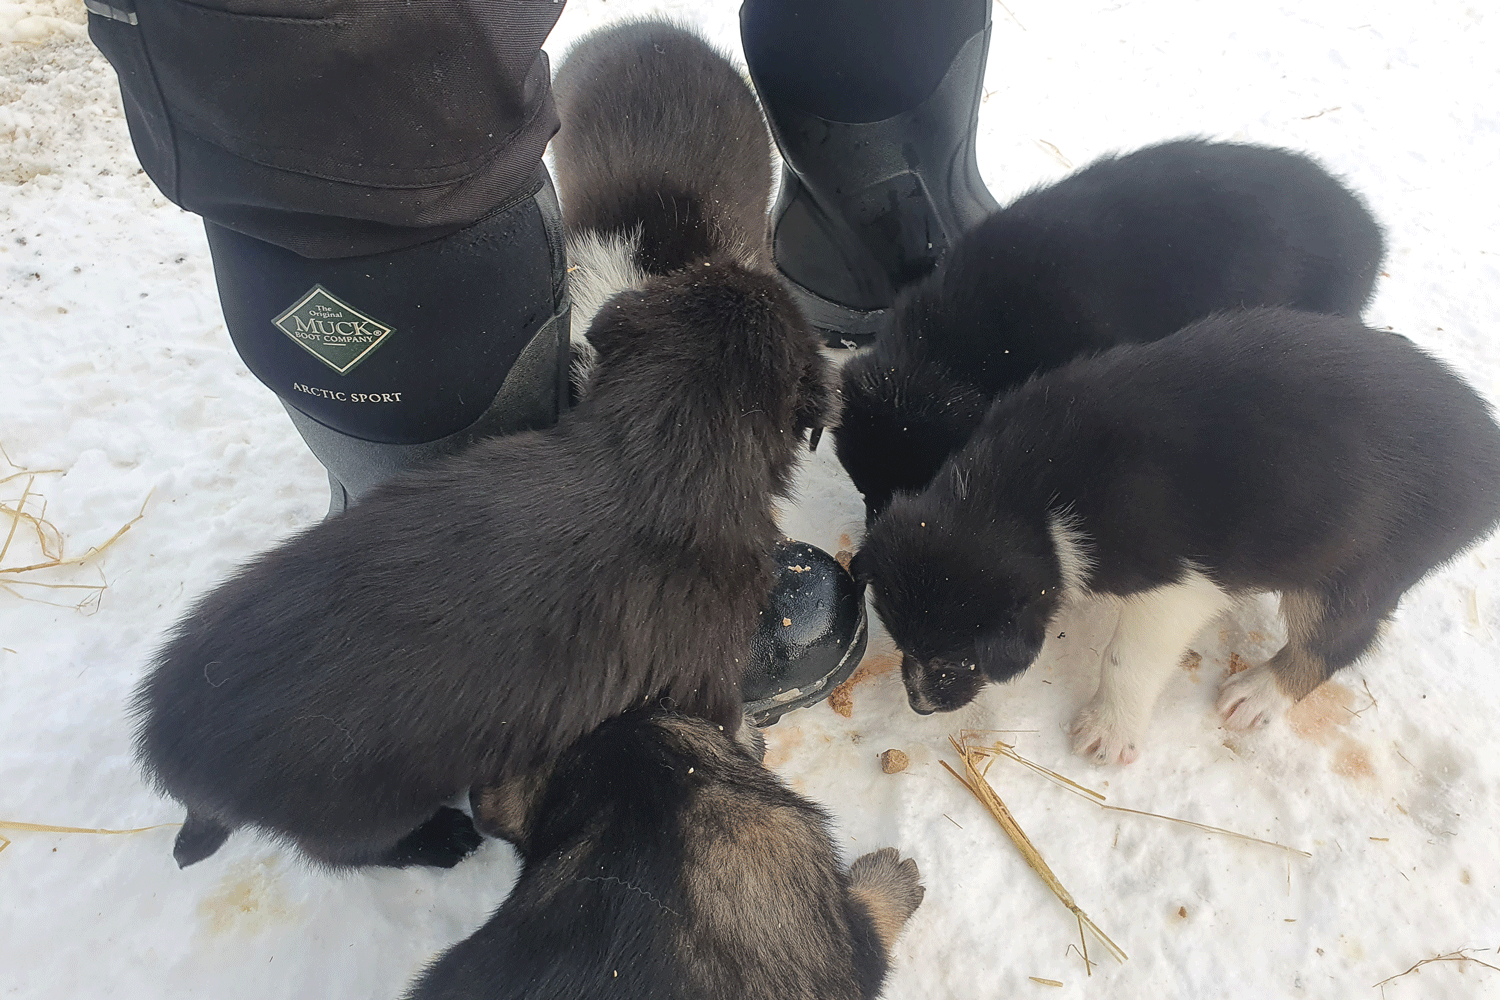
[0,501,65,563]
[0,494,147,576]
[962,731,1309,858]
[942,737,1128,970]
[0,582,106,611]
[0,488,149,575]
[2,456,149,611]
[1373,949,1500,989]
[1095,803,1310,857]
[0,820,179,835]
[0,819,180,856]
[0,474,33,566]
[0,468,64,488]
[1,580,106,590]
[963,733,1106,802]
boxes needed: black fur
[837,138,1386,519]
[859,308,1500,715]
[134,21,834,867]
[135,259,830,868]
[551,19,774,274]
[408,713,923,1000]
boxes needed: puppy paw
[850,848,925,917]
[1069,701,1145,766]
[1217,663,1290,731]
[385,807,483,869]
[848,848,925,950]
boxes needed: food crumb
[782,617,792,627]
[834,549,853,570]
[824,655,897,719]
[828,684,854,718]
[880,749,910,774]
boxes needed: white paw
[1216,663,1290,730]
[1069,700,1145,766]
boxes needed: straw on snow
[941,735,1128,972]
[0,819,180,857]
[1,448,149,609]
[1373,949,1500,991]
[940,727,1315,975]
[960,730,1311,858]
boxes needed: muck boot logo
[272,285,395,374]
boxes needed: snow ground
[2,1,1499,997]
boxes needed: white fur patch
[1045,510,1095,598]
[1216,662,1291,731]
[565,228,648,396]
[1071,568,1232,765]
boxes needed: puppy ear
[470,763,555,847]
[580,291,646,361]
[973,617,1046,684]
[848,547,874,586]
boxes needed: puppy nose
[910,701,936,716]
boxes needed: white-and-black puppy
[134,21,834,869]
[406,713,923,1000]
[855,308,1500,764]
[552,19,776,391]
[836,139,1386,521]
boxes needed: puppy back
[552,20,774,272]
[410,714,869,1000]
[837,138,1388,516]
[972,308,1500,591]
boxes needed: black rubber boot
[742,1,999,347]
[744,541,869,724]
[204,170,571,513]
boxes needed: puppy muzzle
[902,653,940,715]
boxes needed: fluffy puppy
[550,19,776,390]
[137,262,831,869]
[136,18,832,870]
[856,308,1500,764]
[837,138,1386,520]
[406,713,923,1000]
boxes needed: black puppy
[856,308,1500,764]
[551,19,776,390]
[406,713,923,1000]
[135,22,833,869]
[836,138,1386,519]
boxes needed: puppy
[837,138,1386,520]
[550,19,776,392]
[856,308,1500,764]
[406,713,923,1000]
[135,21,834,869]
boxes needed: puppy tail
[173,811,232,868]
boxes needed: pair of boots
[201,10,999,723]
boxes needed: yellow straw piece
[942,736,1128,972]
